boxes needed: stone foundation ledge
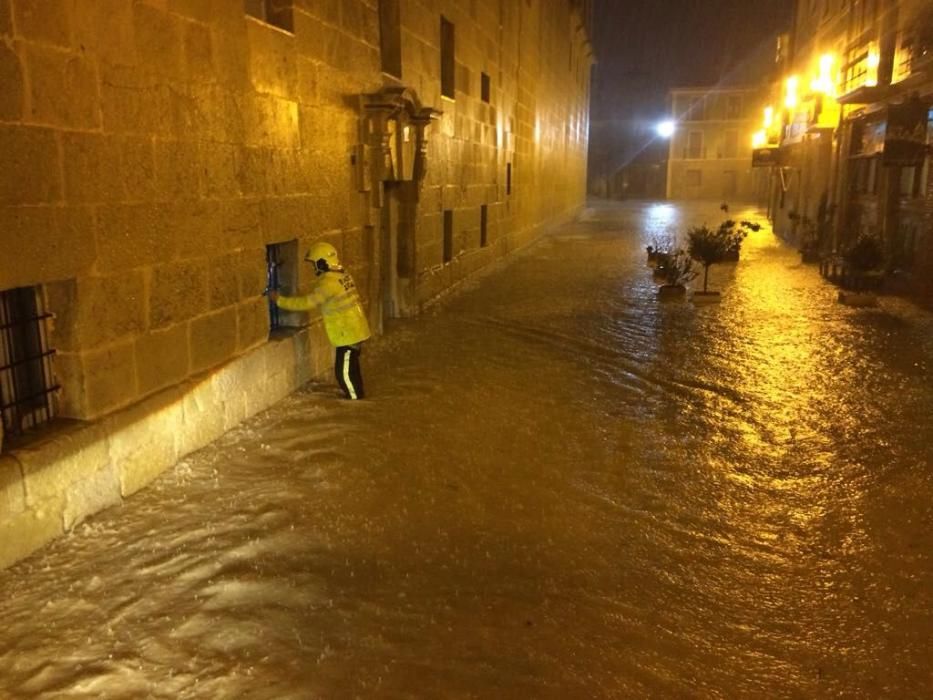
[0,326,328,571]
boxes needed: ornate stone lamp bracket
[359,86,441,205]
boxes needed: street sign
[752,148,780,168]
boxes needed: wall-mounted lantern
[359,86,442,206]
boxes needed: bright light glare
[810,53,837,95]
[752,130,767,148]
[763,106,774,128]
[784,76,799,109]
[866,46,880,86]
[656,120,676,138]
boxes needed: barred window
[379,0,402,78]
[0,286,58,444]
[244,0,294,33]
[266,241,301,335]
[441,16,455,99]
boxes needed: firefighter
[269,242,371,400]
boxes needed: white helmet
[305,241,341,273]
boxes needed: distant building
[0,0,593,568]
[588,119,668,200]
[665,86,770,202]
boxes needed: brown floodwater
[1,200,931,698]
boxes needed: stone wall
[0,0,592,567]
[0,327,325,569]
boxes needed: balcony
[837,43,888,105]
[892,26,933,86]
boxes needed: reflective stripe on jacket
[276,271,372,347]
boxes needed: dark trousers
[335,344,364,399]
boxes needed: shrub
[687,220,752,292]
[647,233,675,256]
[660,250,698,287]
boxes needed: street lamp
[656,120,675,138]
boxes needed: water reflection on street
[1,200,931,698]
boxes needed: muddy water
[1,201,931,698]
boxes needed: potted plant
[725,220,760,261]
[657,250,698,300]
[839,235,883,307]
[687,220,754,303]
[646,233,674,267]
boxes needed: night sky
[589,0,794,172]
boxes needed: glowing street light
[656,120,676,138]
[752,130,767,149]
[810,53,837,96]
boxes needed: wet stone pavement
[1,200,931,699]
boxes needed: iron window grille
[244,0,294,33]
[0,286,58,441]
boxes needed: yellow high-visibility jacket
[276,270,372,347]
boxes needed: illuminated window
[379,0,402,78]
[843,43,879,93]
[0,286,57,446]
[686,131,703,159]
[727,95,743,119]
[675,96,693,118]
[244,0,294,33]
[690,98,706,121]
[441,16,455,99]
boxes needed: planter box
[838,290,878,308]
[658,284,687,300]
[692,291,722,304]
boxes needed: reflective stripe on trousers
[334,344,364,400]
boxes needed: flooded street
[1,200,932,698]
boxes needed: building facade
[666,87,769,202]
[758,0,933,303]
[0,0,593,567]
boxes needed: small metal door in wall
[265,241,301,334]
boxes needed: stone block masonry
[0,0,592,568]
[0,328,329,569]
